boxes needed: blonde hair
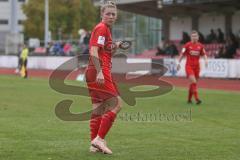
[101,1,117,13]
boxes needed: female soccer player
[85,1,122,154]
[177,31,208,104]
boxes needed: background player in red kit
[85,1,122,154]
[177,31,208,104]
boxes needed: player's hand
[177,63,181,71]
[115,41,122,49]
[110,42,119,54]
[96,71,104,85]
[119,41,132,50]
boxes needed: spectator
[215,46,226,58]
[217,28,225,43]
[79,29,87,44]
[237,29,240,46]
[206,29,217,43]
[53,41,64,56]
[156,40,165,56]
[71,42,81,55]
[198,31,205,43]
[180,32,190,44]
[82,31,91,54]
[237,29,240,40]
[78,29,91,55]
[156,46,165,56]
[83,31,91,45]
[164,41,179,58]
[48,42,55,56]
[224,37,239,58]
[63,42,72,56]
[227,29,236,42]
[15,43,23,73]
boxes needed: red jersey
[182,42,206,67]
[89,22,113,68]
[86,22,119,103]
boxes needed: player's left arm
[111,41,122,55]
[203,54,208,68]
[201,47,208,68]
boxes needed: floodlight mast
[10,0,18,34]
[44,0,49,48]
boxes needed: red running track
[1,68,239,92]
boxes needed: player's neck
[191,41,198,44]
[101,21,111,28]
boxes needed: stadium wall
[0,56,74,70]
[169,11,240,40]
[232,11,240,34]
[0,56,240,78]
[199,14,225,36]
[169,14,226,40]
[170,17,192,40]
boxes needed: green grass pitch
[0,75,239,160]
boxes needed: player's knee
[189,76,197,83]
[115,103,122,112]
[114,105,121,113]
[112,97,122,113]
[92,103,105,115]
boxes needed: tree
[22,0,98,40]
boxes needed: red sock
[188,84,193,101]
[192,83,199,101]
[98,111,116,139]
[90,114,102,141]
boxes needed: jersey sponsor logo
[190,50,200,56]
[97,36,105,45]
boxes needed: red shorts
[85,67,119,103]
[185,65,200,79]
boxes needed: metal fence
[112,10,162,54]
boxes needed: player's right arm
[90,46,104,84]
[90,26,107,85]
[177,44,187,71]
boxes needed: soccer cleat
[91,136,112,154]
[15,69,19,73]
[187,100,193,104]
[89,140,108,153]
[196,99,202,105]
[89,145,100,153]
